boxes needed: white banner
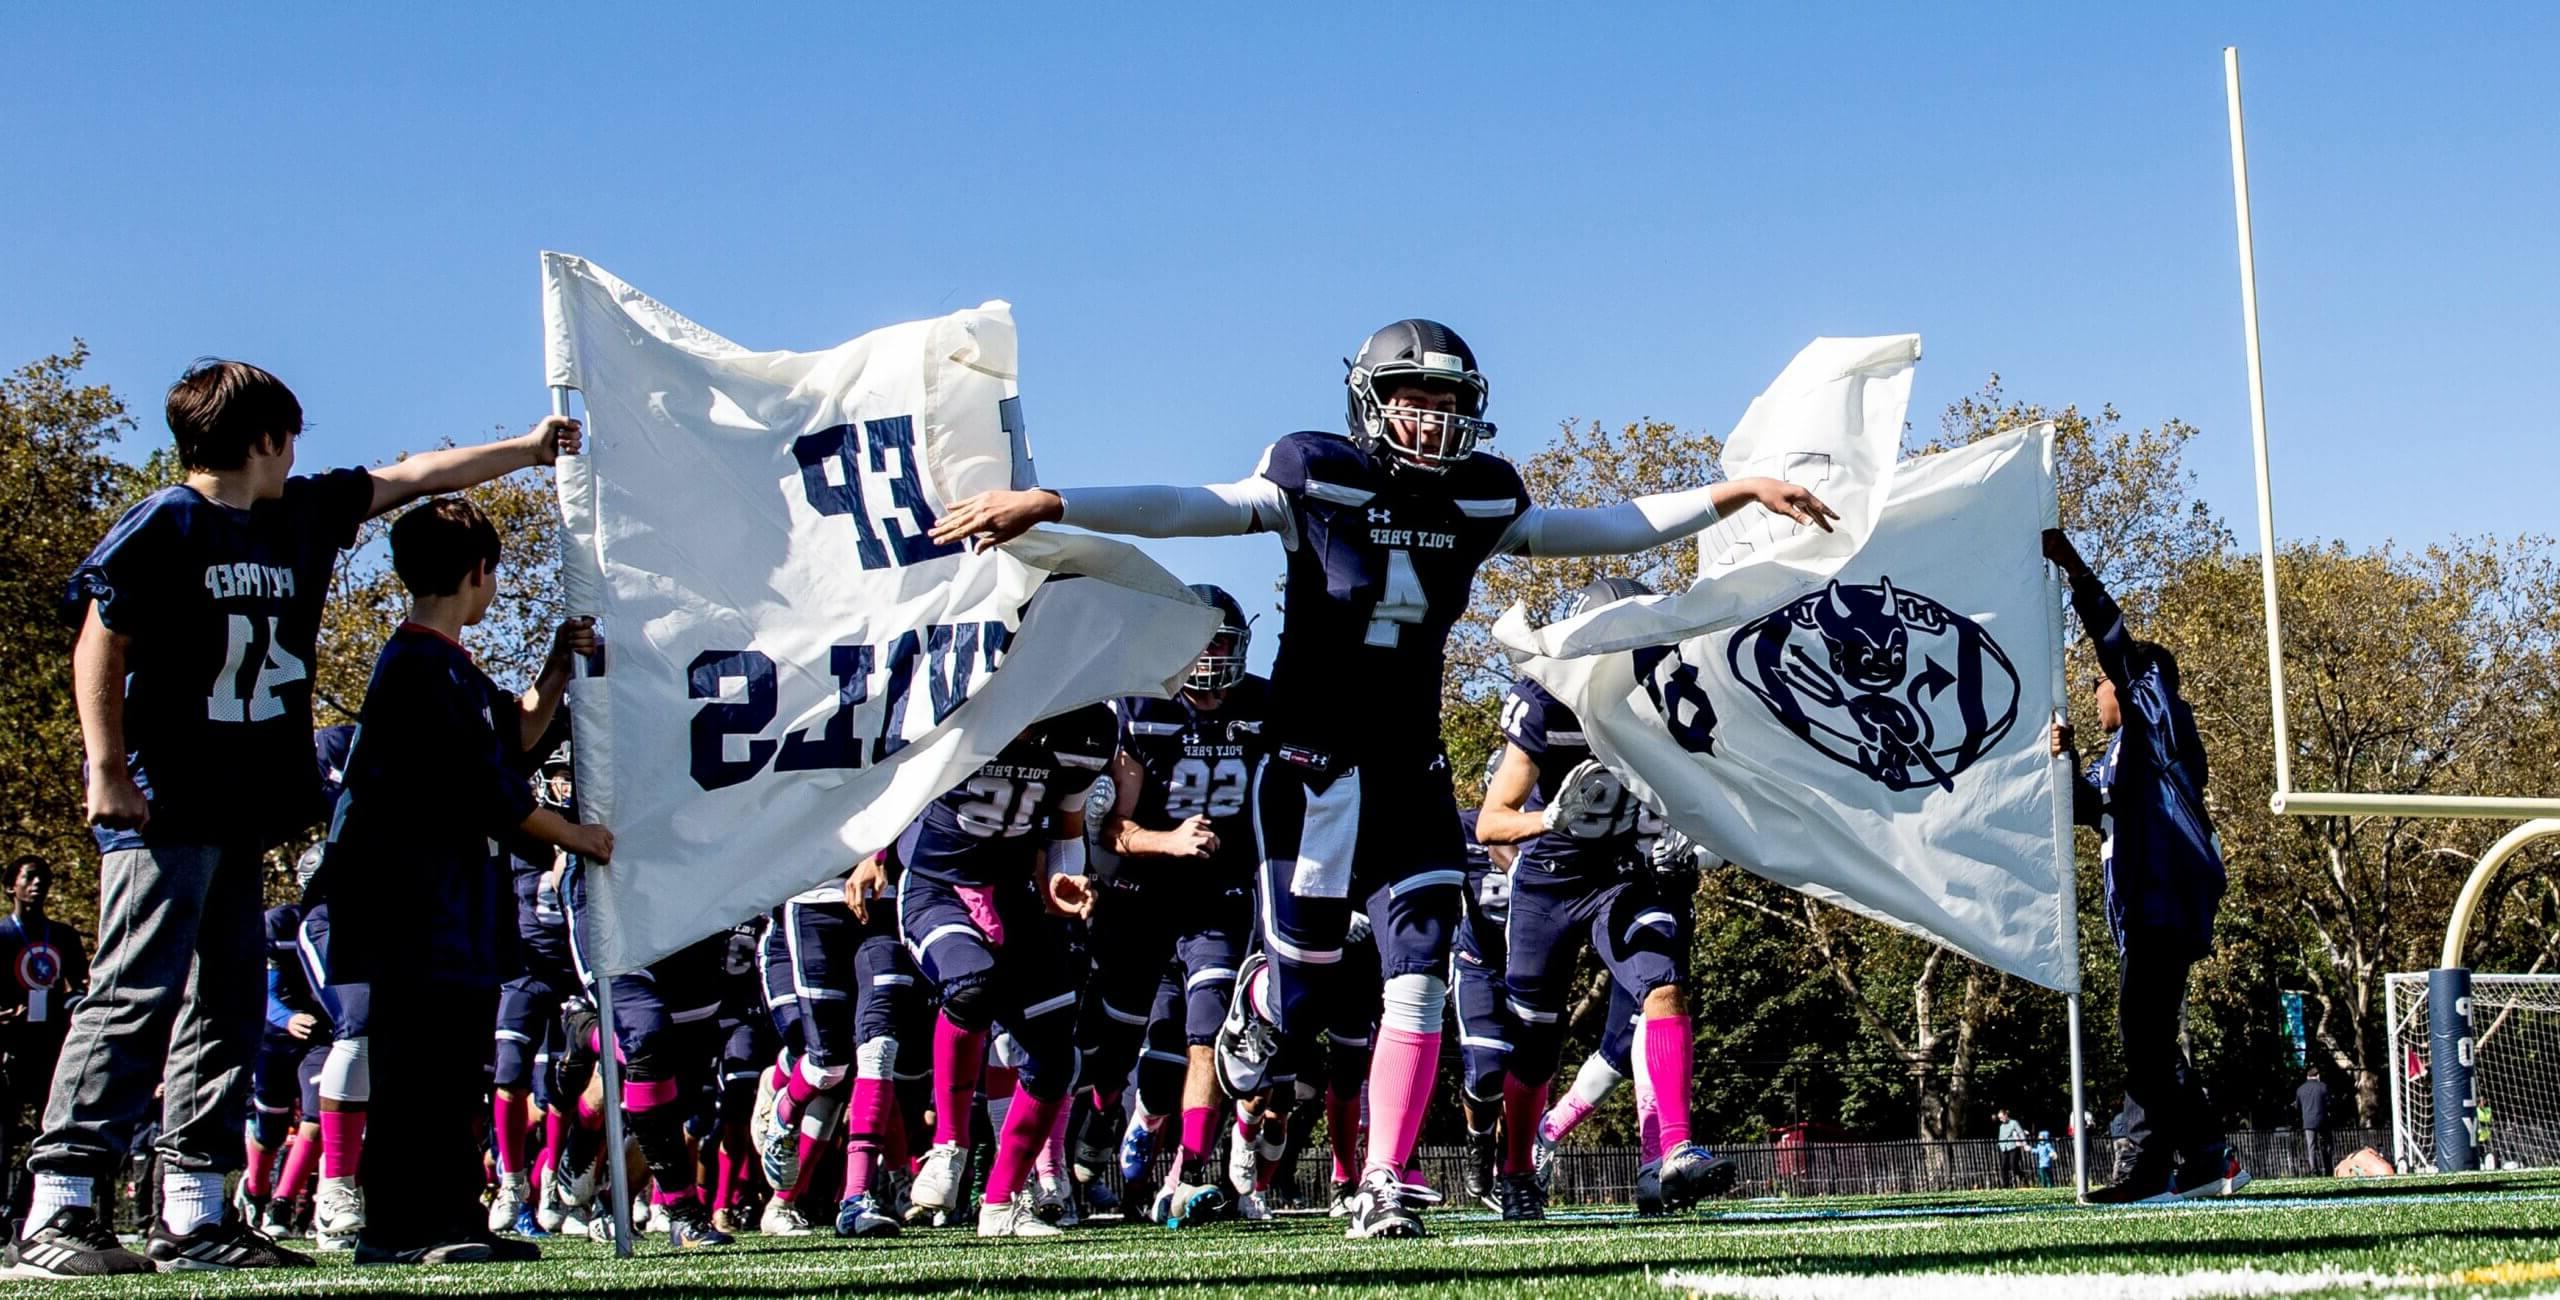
[1504,426,2077,992]
[542,253,1216,973]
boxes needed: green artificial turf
[31,1172,2560,1299]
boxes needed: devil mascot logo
[1727,577,2019,792]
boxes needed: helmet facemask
[1186,625,1250,693]
[1348,367,1493,472]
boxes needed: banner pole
[2225,45,2295,797]
[2068,991,2091,1198]
[555,382,637,1259]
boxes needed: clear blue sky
[6,7,2553,670]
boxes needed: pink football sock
[1034,1113,1068,1182]
[1361,1027,1440,1183]
[319,1110,367,1180]
[1542,1093,1599,1144]
[492,1091,531,1176]
[1180,1106,1218,1165]
[275,1132,320,1202]
[981,1090,1066,1204]
[1632,1030,1663,1163]
[1326,1085,1363,1183]
[242,1138,275,1199]
[1501,1074,1548,1176]
[933,1015,987,1146]
[1644,1015,1695,1152]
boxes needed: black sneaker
[1344,1169,1435,1239]
[145,1215,315,1270]
[1077,1098,1127,1178]
[3,1206,153,1277]
[2083,1165,2172,1205]
[1215,953,1284,1097]
[665,1197,734,1249]
[353,1236,496,1266]
[2164,1149,2251,1202]
[1464,1127,1500,1212]
[463,1229,542,1262]
[1496,1171,1546,1222]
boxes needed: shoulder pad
[1258,431,1376,504]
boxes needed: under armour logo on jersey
[1367,508,1393,524]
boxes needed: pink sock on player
[784,1131,835,1200]
[932,1015,987,1146]
[492,1092,530,1175]
[1035,1112,1068,1182]
[981,1090,1066,1204]
[318,1110,367,1180]
[1180,1106,1218,1164]
[1644,1016,1695,1152]
[275,1132,319,1202]
[651,1185,703,1208]
[1361,1027,1440,1182]
[1542,1093,1600,1144]
[713,1146,740,1211]
[1501,1074,1548,1175]
[1632,1031,1663,1163]
[623,1076,684,1112]
[243,1137,274,1199]
[1326,1085,1362,1183]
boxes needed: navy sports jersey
[1502,677,1653,878]
[1112,675,1271,890]
[1455,809,1507,933]
[262,902,327,1032]
[510,849,575,979]
[65,469,374,851]
[317,623,535,986]
[901,704,1117,887]
[1256,432,1528,763]
[0,911,88,1031]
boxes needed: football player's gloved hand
[1346,911,1374,947]
[1474,866,1512,915]
[1540,759,1623,839]
[1650,828,1695,872]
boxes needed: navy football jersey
[66,469,374,851]
[1113,676,1270,890]
[511,849,575,976]
[1501,677,1655,878]
[902,704,1117,886]
[318,624,535,986]
[1255,433,1528,763]
[1455,809,1508,962]
[262,902,327,1028]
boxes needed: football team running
[1,319,2240,1276]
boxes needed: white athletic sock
[27,1173,92,1228]
[161,1169,225,1235]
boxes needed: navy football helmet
[537,739,575,810]
[1567,574,1656,620]
[1345,318,1495,472]
[1185,583,1252,693]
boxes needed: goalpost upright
[2223,47,2560,1174]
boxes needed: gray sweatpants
[29,840,263,1182]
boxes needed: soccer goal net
[2386,972,2560,1172]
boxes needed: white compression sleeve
[1497,483,1734,557]
[1056,479,1291,540]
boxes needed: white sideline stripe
[1657,1267,2396,1299]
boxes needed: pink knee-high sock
[933,1016,987,1146]
[1542,1092,1600,1144]
[1180,1106,1218,1165]
[539,1110,567,1187]
[713,1146,741,1211]
[1644,1016,1695,1152]
[1632,1029,1663,1163]
[1361,1027,1440,1182]
[1326,1085,1363,1183]
[319,1110,367,1180]
[1034,1114,1068,1182]
[882,1091,913,1174]
[493,1091,531,1175]
[843,1076,895,1198]
[981,1090,1066,1204]
[243,1137,275,1199]
[1501,1074,1548,1176]
[275,1132,320,1202]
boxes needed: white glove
[1539,759,1624,839]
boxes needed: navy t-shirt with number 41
[65,468,374,852]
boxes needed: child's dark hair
[389,497,503,597]
[6,855,45,889]
[165,359,303,471]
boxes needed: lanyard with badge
[5,915,64,1025]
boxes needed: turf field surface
[26,1171,2560,1299]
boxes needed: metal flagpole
[2224,45,2295,798]
[553,382,637,1258]
[2067,992,2090,1197]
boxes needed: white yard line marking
[1659,1266,2400,1300]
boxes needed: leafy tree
[0,345,143,930]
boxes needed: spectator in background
[0,855,90,1226]
[2046,529,2247,1205]
[2034,1131,2058,1188]
[1995,1109,2028,1188]
[2296,1068,2332,1176]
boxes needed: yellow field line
[2443,1256,2560,1286]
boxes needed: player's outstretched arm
[364,416,583,519]
[516,617,598,751]
[1503,475,1836,558]
[930,478,1288,552]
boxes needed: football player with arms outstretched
[931,320,1833,1237]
